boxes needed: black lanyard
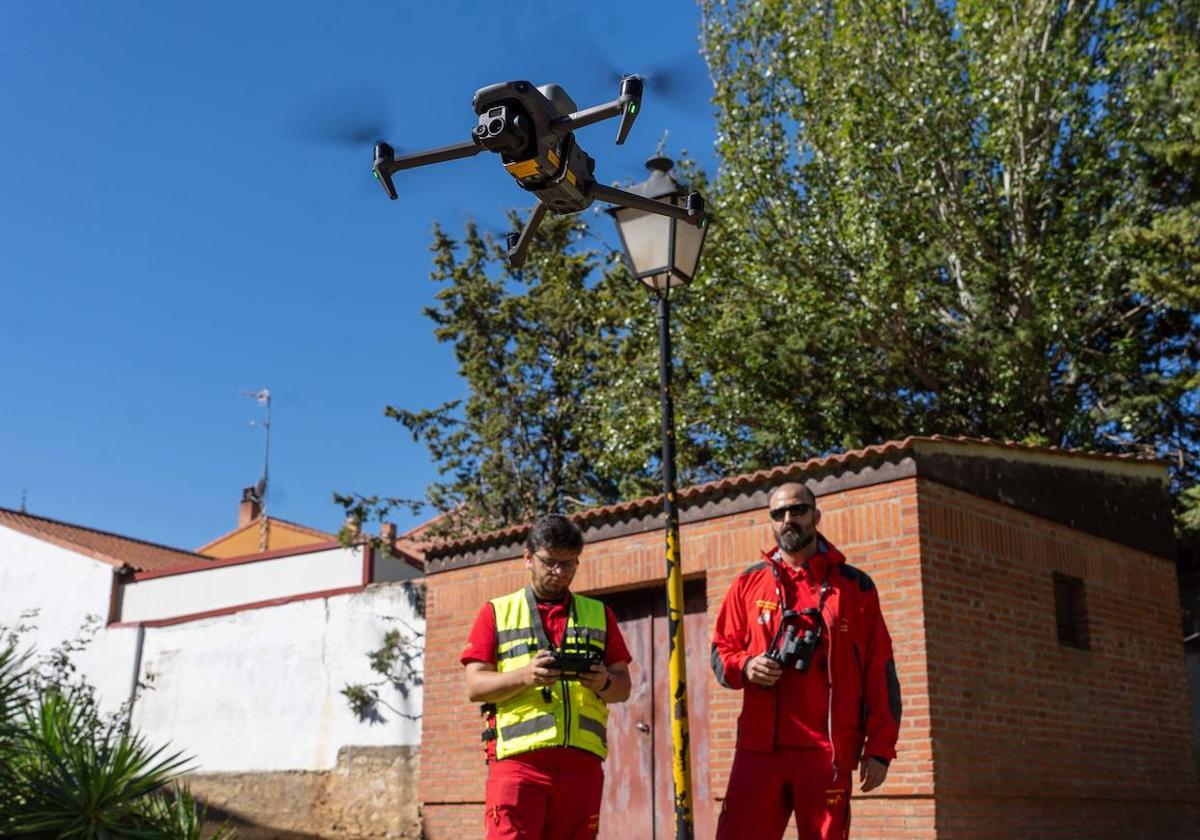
[524,585,578,703]
[523,585,577,655]
[766,545,832,623]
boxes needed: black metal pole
[656,288,695,839]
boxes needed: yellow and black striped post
[655,287,695,839]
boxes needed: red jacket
[711,537,901,771]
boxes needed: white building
[0,505,427,837]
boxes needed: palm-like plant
[140,784,235,840]
[0,640,231,839]
[0,643,32,807]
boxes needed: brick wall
[918,479,1199,838]
[420,473,1198,838]
[421,478,934,838]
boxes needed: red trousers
[484,748,604,839]
[716,746,852,840]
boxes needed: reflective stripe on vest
[490,586,610,760]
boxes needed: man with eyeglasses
[461,513,632,839]
[711,482,901,840]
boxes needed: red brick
[420,476,1198,838]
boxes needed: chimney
[380,522,397,545]
[239,486,261,528]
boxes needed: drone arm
[590,183,707,226]
[552,77,643,144]
[552,100,624,133]
[373,139,484,200]
[506,200,548,268]
[388,140,483,172]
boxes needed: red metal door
[600,580,712,840]
[601,588,656,838]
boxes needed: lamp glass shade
[613,205,671,281]
[672,212,705,281]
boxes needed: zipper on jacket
[562,680,572,745]
[823,587,838,781]
[773,667,782,750]
[561,614,573,745]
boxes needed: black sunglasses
[769,502,813,522]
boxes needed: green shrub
[0,639,231,839]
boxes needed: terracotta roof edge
[423,435,1164,558]
[0,507,211,561]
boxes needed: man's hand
[577,662,609,692]
[744,654,783,687]
[522,651,563,688]
[859,757,888,793]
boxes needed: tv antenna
[240,388,272,551]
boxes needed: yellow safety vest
[490,587,610,760]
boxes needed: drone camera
[474,105,532,158]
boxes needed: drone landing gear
[506,200,548,268]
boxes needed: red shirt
[461,595,632,668]
[770,554,832,747]
[461,592,633,761]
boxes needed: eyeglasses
[534,553,579,572]
[769,502,813,522]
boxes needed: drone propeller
[610,60,708,107]
[571,35,709,110]
[285,86,394,149]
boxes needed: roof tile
[0,508,213,572]
[424,435,1160,556]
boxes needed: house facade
[418,436,1197,839]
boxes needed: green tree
[688,0,1198,478]
[368,213,668,536]
[356,0,1199,544]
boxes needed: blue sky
[0,1,718,549]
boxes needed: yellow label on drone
[547,147,560,168]
[505,159,542,179]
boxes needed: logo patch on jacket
[826,789,845,807]
[756,599,778,625]
[838,618,850,632]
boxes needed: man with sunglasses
[711,482,902,840]
[461,514,632,839]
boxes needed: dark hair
[526,514,583,553]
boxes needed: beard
[535,575,568,599]
[776,526,815,553]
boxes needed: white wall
[0,525,114,642]
[132,581,424,772]
[0,526,139,716]
[3,526,424,772]
[119,546,364,624]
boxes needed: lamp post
[607,156,708,840]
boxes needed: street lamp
[606,156,708,840]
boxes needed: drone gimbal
[372,77,707,267]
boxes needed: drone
[371,76,707,267]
